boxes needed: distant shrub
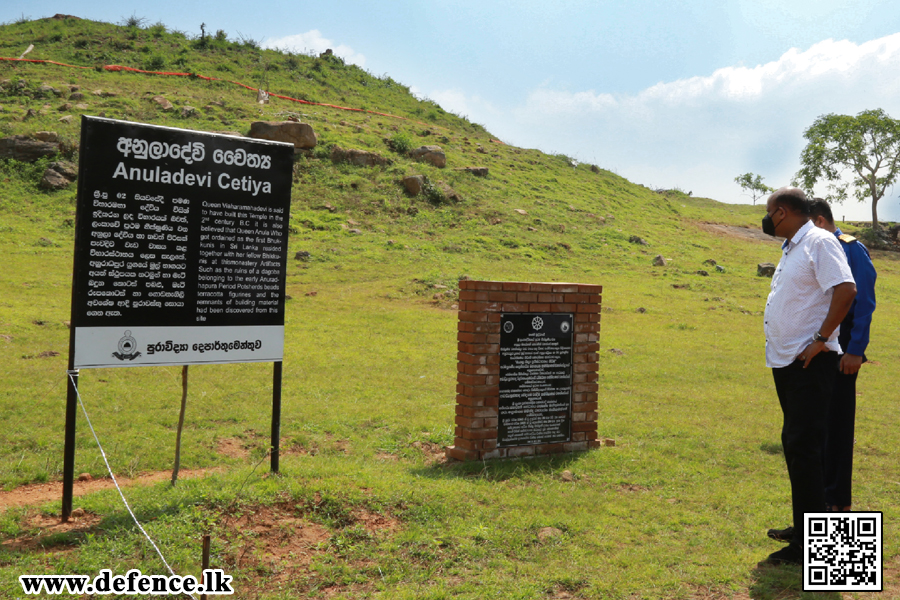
[121,13,147,28]
[312,144,333,160]
[387,132,412,155]
[149,22,166,38]
[0,157,52,186]
[215,29,227,42]
[236,32,260,50]
[423,181,446,205]
[144,54,166,71]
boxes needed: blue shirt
[835,228,877,358]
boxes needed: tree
[796,108,900,231]
[734,172,774,205]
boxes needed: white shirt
[764,220,855,368]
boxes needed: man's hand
[840,353,864,375]
[799,340,830,368]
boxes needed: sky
[5,0,900,221]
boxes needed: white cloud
[263,30,366,67]
[426,34,900,220]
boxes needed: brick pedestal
[446,280,602,461]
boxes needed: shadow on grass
[411,452,582,481]
[759,441,783,455]
[748,563,842,599]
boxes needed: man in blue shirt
[768,198,876,545]
[809,198,877,511]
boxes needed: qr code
[804,512,882,591]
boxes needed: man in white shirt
[760,187,856,565]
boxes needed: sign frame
[63,117,294,520]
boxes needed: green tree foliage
[796,108,900,230]
[733,172,773,205]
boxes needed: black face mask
[762,208,782,236]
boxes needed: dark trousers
[772,352,838,547]
[823,370,858,508]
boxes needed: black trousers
[823,369,858,508]
[772,352,838,547]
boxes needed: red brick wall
[447,280,602,461]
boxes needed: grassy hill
[1,16,899,599]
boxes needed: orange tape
[1,56,432,125]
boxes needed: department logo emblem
[560,321,571,333]
[531,316,544,331]
[503,321,514,333]
[112,330,142,361]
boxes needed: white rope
[67,372,197,600]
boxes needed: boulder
[152,95,173,110]
[439,183,462,203]
[39,84,62,97]
[34,131,59,142]
[181,106,196,118]
[0,135,61,162]
[48,161,77,180]
[629,235,649,245]
[716,265,726,273]
[410,145,446,168]
[402,175,425,196]
[757,262,776,277]
[652,255,667,267]
[40,162,77,190]
[459,166,488,177]
[40,168,72,190]
[69,92,85,101]
[330,146,389,167]
[247,121,317,149]
[696,270,709,276]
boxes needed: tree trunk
[872,198,881,231]
[172,365,189,486]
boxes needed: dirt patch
[411,441,449,465]
[216,437,251,460]
[696,222,782,244]
[1,511,104,553]
[617,484,649,493]
[684,584,752,599]
[0,469,218,510]
[219,500,397,594]
[351,507,401,534]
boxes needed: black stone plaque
[498,313,574,447]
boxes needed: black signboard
[498,313,574,447]
[69,117,294,368]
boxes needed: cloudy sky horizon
[5,1,900,221]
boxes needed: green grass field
[1,16,899,599]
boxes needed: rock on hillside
[248,121,317,149]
